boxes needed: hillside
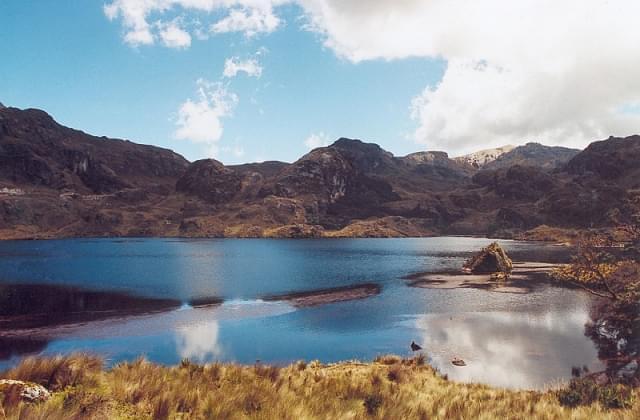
[2,354,637,419]
[1,105,638,239]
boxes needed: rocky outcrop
[485,142,580,170]
[566,135,640,188]
[269,141,400,224]
[463,242,513,274]
[472,165,555,201]
[454,145,515,168]
[176,159,242,204]
[0,106,188,194]
[0,380,50,402]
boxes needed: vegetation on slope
[1,354,638,419]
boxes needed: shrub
[558,377,635,409]
[2,354,102,391]
[363,393,383,415]
[598,384,635,409]
[387,365,403,383]
[374,355,401,365]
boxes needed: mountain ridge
[1,105,638,239]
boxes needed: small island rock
[462,242,513,274]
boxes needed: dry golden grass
[1,354,638,419]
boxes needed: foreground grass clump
[1,355,639,419]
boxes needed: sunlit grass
[1,354,638,419]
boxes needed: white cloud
[304,132,331,150]
[175,79,238,157]
[221,144,246,159]
[223,57,263,78]
[210,6,280,36]
[295,0,640,153]
[104,0,283,46]
[158,20,192,48]
[105,1,640,154]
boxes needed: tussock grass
[1,354,638,419]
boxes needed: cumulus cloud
[223,57,263,78]
[104,0,282,46]
[296,0,640,153]
[175,79,238,157]
[211,6,281,36]
[158,20,192,48]
[304,132,331,149]
[106,0,640,153]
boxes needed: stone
[617,359,638,379]
[0,379,51,403]
[463,242,513,274]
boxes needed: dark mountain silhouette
[1,105,638,239]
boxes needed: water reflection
[416,311,604,389]
[175,320,222,362]
[0,237,601,389]
[0,283,180,330]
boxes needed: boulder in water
[451,357,467,367]
[462,242,513,274]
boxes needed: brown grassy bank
[1,354,638,419]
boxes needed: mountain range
[1,105,638,239]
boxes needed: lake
[0,237,601,389]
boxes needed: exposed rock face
[454,145,515,168]
[229,161,289,178]
[176,159,242,204]
[269,140,401,225]
[0,379,50,402]
[273,148,354,203]
[485,142,580,170]
[0,106,188,193]
[566,135,640,187]
[472,165,555,201]
[401,151,473,181]
[463,242,513,274]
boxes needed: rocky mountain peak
[402,151,450,165]
[565,135,640,186]
[454,145,515,168]
[485,143,580,170]
[176,159,242,204]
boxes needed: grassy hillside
[1,354,638,419]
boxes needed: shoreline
[0,233,569,244]
[405,261,562,294]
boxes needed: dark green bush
[558,377,635,409]
[363,393,383,415]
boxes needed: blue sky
[1,1,638,163]
[0,1,444,163]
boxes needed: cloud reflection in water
[175,320,222,362]
[416,310,604,389]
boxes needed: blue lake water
[0,237,601,389]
